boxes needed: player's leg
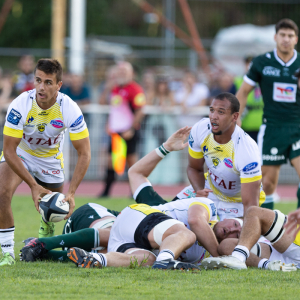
[290,156,300,208]
[261,165,280,210]
[0,162,23,266]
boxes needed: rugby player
[178,92,265,221]
[201,206,299,271]
[0,59,91,266]
[20,127,242,269]
[236,19,300,210]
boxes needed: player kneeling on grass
[201,206,299,271]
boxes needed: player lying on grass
[20,127,243,269]
[172,93,265,221]
[201,206,299,271]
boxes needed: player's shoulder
[190,118,211,145]
[192,117,211,131]
[232,125,259,152]
[58,92,81,110]
[9,89,35,115]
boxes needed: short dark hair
[276,19,298,36]
[34,59,63,83]
[214,92,240,114]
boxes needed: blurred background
[0,0,299,193]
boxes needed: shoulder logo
[7,108,22,125]
[266,53,271,59]
[88,215,94,219]
[207,124,210,130]
[243,162,258,172]
[210,203,216,217]
[70,115,83,128]
[50,119,64,129]
[188,133,194,148]
[27,116,34,123]
[203,146,208,153]
[262,66,280,77]
[224,158,233,168]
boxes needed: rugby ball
[39,192,69,223]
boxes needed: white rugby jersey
[153,197,218,265]
[189,118,262,203]
[3,89,89,160]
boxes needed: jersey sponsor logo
[42,169,51,176]
[37,123,47,132]
[242,162,258,172]
[214,146,223,152]
[189,134,194,148]
[7,108,22,125]
[52,170,60,174]
[273,82,297,102]
[38,111,49,116]
[183,189,196,198]
[70,123,85,132]
[27,116,34,123]
[270,147,278,155]
[224,158,233,168]
[262,154,285,161]
[219,207,238,214]
[262,66,280,77]
[50,119,64,129]
[292,140,300,151]
[88,215,94,219]
[70,115,83,128]
[203,146,208,153]
[210,203,216,217]
[208,169,236,190]
[17,155,26,162]
[211,157,220,168]
[23,133,62,146]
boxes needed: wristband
[155,144,170,158]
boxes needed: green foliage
[1,195,299,299]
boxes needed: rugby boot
[67,247,102,268]
[0,253,15,266]
[267,260,297,272]
[152,259,200,271]
[20,238,48,262]
[39,217,55,238]
[201,255,247,270]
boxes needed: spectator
[141,71,156,105]
[13,55,35,95]
[60,71,72,94]
[99,65,118,105]
[234,57,264,142]
[98,61,146,198]
[175,70,210,126]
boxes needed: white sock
[258,258,269,269]
[91,253,107,267]
[231,245,249,262]
[156,249,175,261]
[0,227,15,259]
[265,194,274,204]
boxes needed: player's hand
[121,128,135,140]
[196,189,213,198]
[63,193,75,220]
[164,126,192,152]
[284,209,300,236]
[31,184,52,213]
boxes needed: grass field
[1,196,300,300]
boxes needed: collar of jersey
[273,48,297,67]
[34,93,59,111]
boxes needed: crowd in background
[0,55,264,142]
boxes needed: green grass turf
[1,196,300,300]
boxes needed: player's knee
[0,187,13,205]
[262,177,276,194]
[179,227,196,247]
[263,210,286,244]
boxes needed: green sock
[261,194,274,210]
[39,228,99,251]
[45,250,69,262]
[297,184,300,208]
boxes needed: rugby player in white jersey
[0,59,91,266]
[201,206,298,271]
[176,92,265,221]
[28,127,241,269]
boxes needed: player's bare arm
[64,136,91,219]
[3,135,51,211]
[236,81,255,125]
[187,156,212,197]
[128,126,191,194]
[188,204,219,257]
[240,180,261,214]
